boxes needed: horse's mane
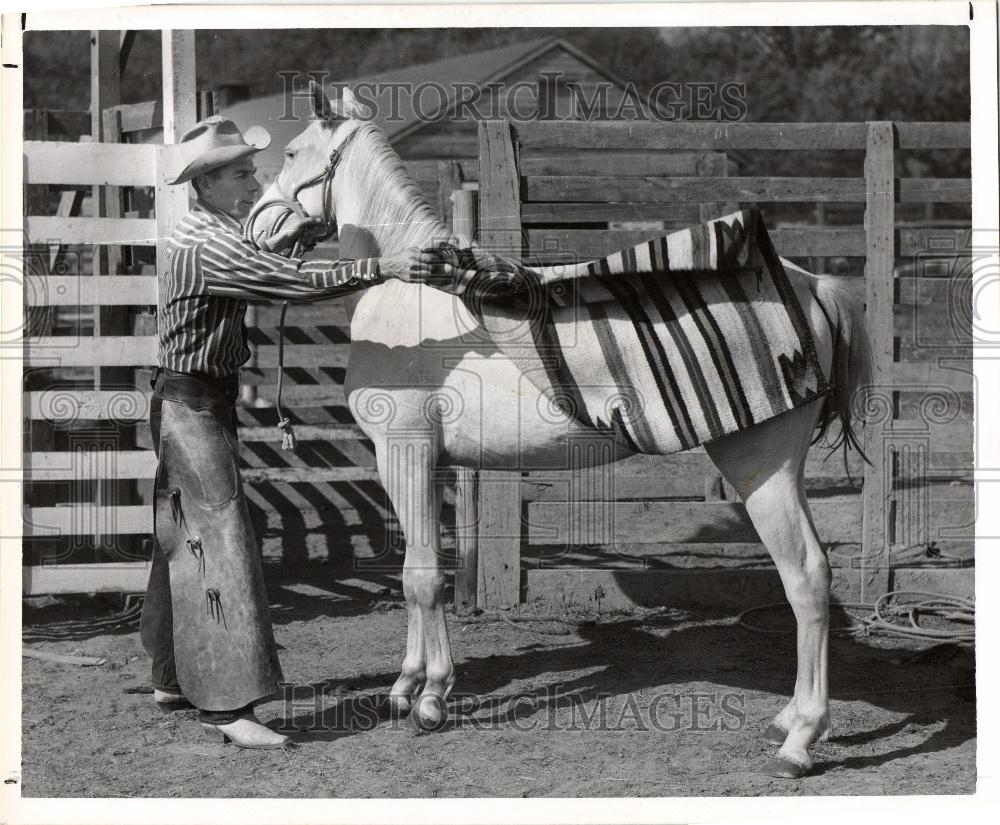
[339,122,448,252]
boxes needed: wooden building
[225,36,653,211]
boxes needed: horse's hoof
[762,723,788,745]
[763,722,830,746]
[388,694,412,718]
[760,755,810,779]
[409,695,448,734]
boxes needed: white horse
[247,83,871,778]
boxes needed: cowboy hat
[166,116,272,185]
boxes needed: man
[140,116,441,749]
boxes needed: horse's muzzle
[244,184,296,247]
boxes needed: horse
[246,82,872,779]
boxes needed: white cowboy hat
[167,115,271,185]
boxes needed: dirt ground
[20,563,976,798]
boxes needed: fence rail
[512,120,971,150]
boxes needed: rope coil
[737,590,974,643]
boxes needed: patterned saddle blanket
[429,207,830,455]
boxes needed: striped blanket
[430,208,830,455]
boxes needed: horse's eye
[284,149,296,160]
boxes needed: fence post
[23,111,55,523]
[90,30,119,280]
[860,121,895,602]
[477,473,522,609]
[453,469,479,612]
[450,188,480,612]
[119,31,137,74]
[161,30,197,144]
[478,120,523,258]
[435,160,462,226]
[90,31,120,379]
[450,187,477,246]
[155,30,197,368]
[90,31,124,557]
[476,121,523,609]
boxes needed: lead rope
[255,126,362,453]
[276,295,296,451]
[273,156,342,452]
[275,230,314,451]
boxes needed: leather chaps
[139,369,283,711]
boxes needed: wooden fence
[463,119,973,611]
[22,31,198,594]
[22,40,973,610]
[22,33,460,594]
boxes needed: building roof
[360,38,560,139]
[225,36,630,181]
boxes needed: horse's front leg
[376,437,454,725]
[388,573,424,717]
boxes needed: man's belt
[150,367,239,426]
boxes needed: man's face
[198,157,261,220]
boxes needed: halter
[264,122,361,252]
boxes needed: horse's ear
[341,86,362,118]
[309,79,335,122]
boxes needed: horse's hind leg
[705,399,832,778]
[375,437,455,725]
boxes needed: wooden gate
[22,31,196,594]
[465,119,973,610]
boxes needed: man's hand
[380,247,454,284]
[259,215,327,255]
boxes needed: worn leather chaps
[139,369,283,711]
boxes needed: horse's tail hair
[810,273,874,467]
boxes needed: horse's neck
[337,200,447,253]
[332,134,449,253]
[330,130,449,325]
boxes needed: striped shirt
[159,202,382,376]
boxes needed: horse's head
[245,81,363,249]
[246,81,445,255]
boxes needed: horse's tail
[810,273,873,466]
